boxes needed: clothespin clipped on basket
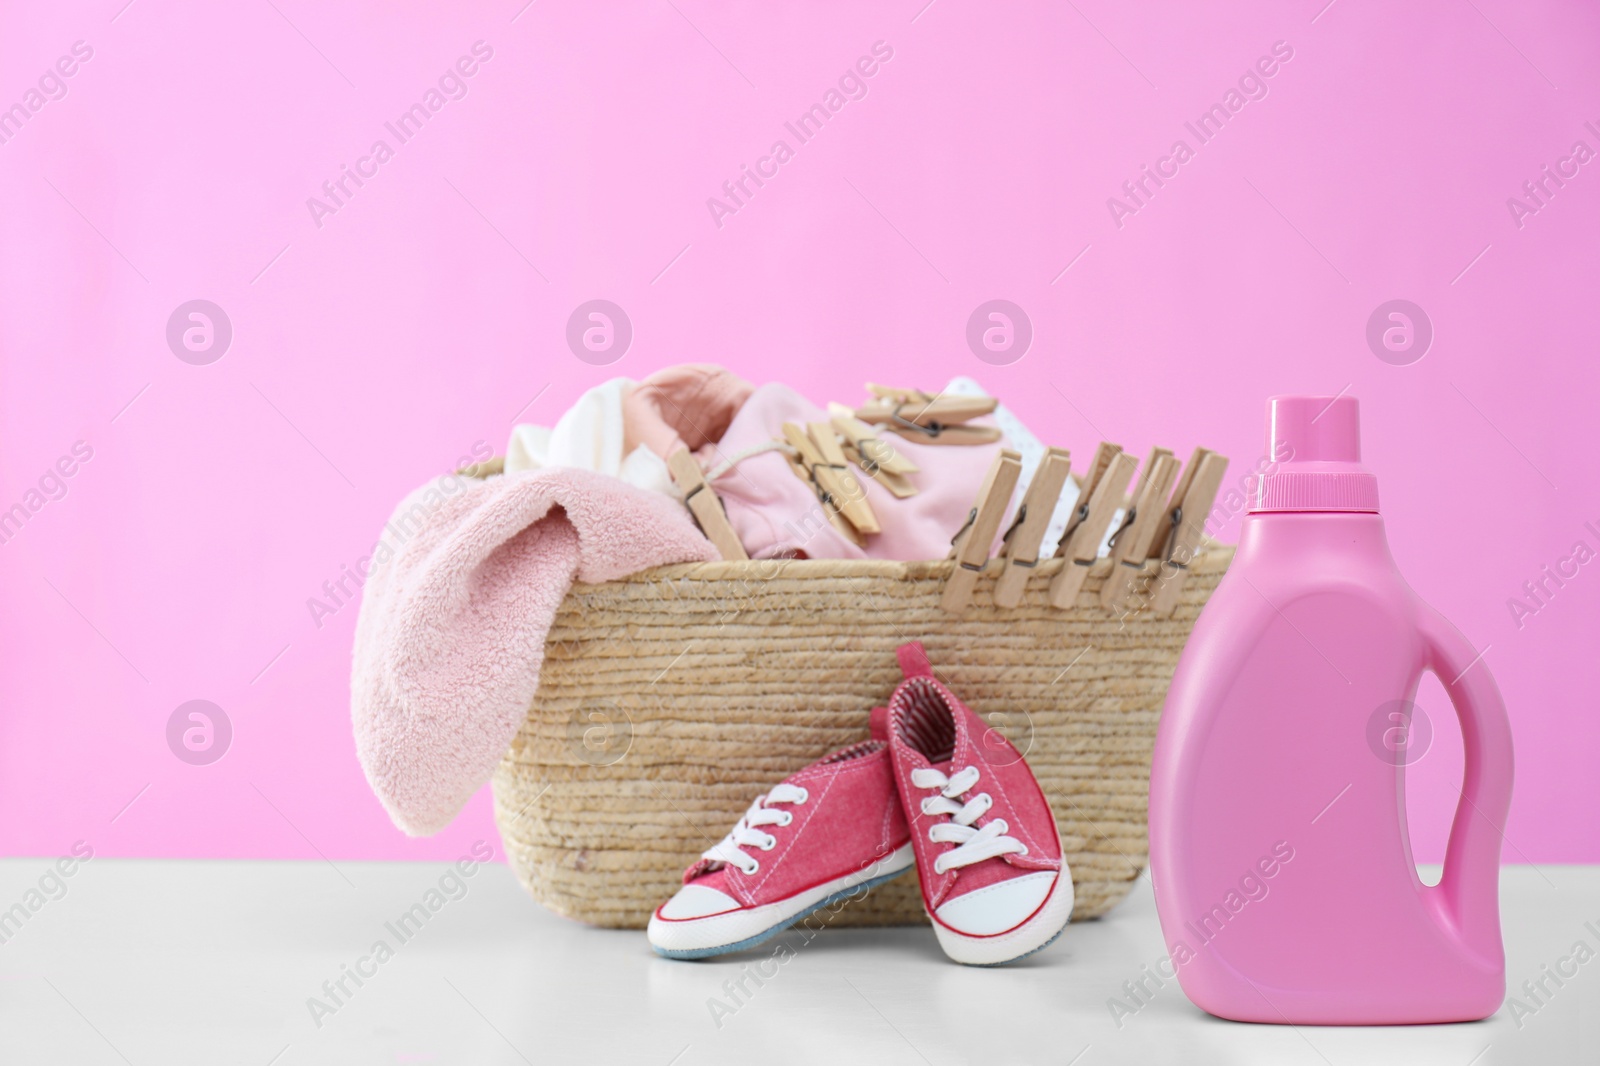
[667,450,749,560]
[782,422,881,538]
[855,386,1001,446]
[1099,447,1182,610]
[941,449,1022,614]
[828,403,919,498]
[1047,443,1138,609]
[1147,449,1230,617]
[993,447,1073,609]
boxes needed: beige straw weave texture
[493,545,1232,928]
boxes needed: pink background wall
[2,1,1595,866]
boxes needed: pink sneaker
[884,642,1073,965]
[648,740,914,959]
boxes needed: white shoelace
[911,765,1027,876]
[698,784,809,876]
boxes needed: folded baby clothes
[623,364,753,462]
[708,384,1013,561]
[506,378,673,495]
[350,466,718,836]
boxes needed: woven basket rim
[624,539,1234,582]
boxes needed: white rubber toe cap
[657,884,740,920]
[934,871,1058,936]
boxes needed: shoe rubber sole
[958,917,1070,968]
[650,858,914,961]
[926,870,1074,967]
[924,828,1075,967]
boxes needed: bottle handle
[1417,605,1514,966]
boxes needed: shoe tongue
[894,676,963,764]
[900,741,949,778]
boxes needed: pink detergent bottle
[1148,395,1514,1025]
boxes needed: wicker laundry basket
[491,541,1233,929]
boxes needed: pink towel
[351,467,718,836]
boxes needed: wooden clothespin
[830,404,919,467]
[780,447,862,547]
[1147,448,1214,564]
[940,449,1022,614]
[881,420,1002,447]
[840,440,918,498]
[1047,443,1137,609]
[863,386,998,424]
[993,448,1073,609]
[783,422,881,536]
[1148,449,1230,617]
[828,405,919,499]
[806,422,882,534]
[667,449,748,560]
[866,384,936,402]
[857,387,1001,446]
[1099,448,1182,610]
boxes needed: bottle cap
[1251,395,1380,513]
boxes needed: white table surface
[0,859,1591,1065]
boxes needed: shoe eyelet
[744,860,761,875]
[794,787,809,805]
[776,811,794,827]
[758,835,777,851]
